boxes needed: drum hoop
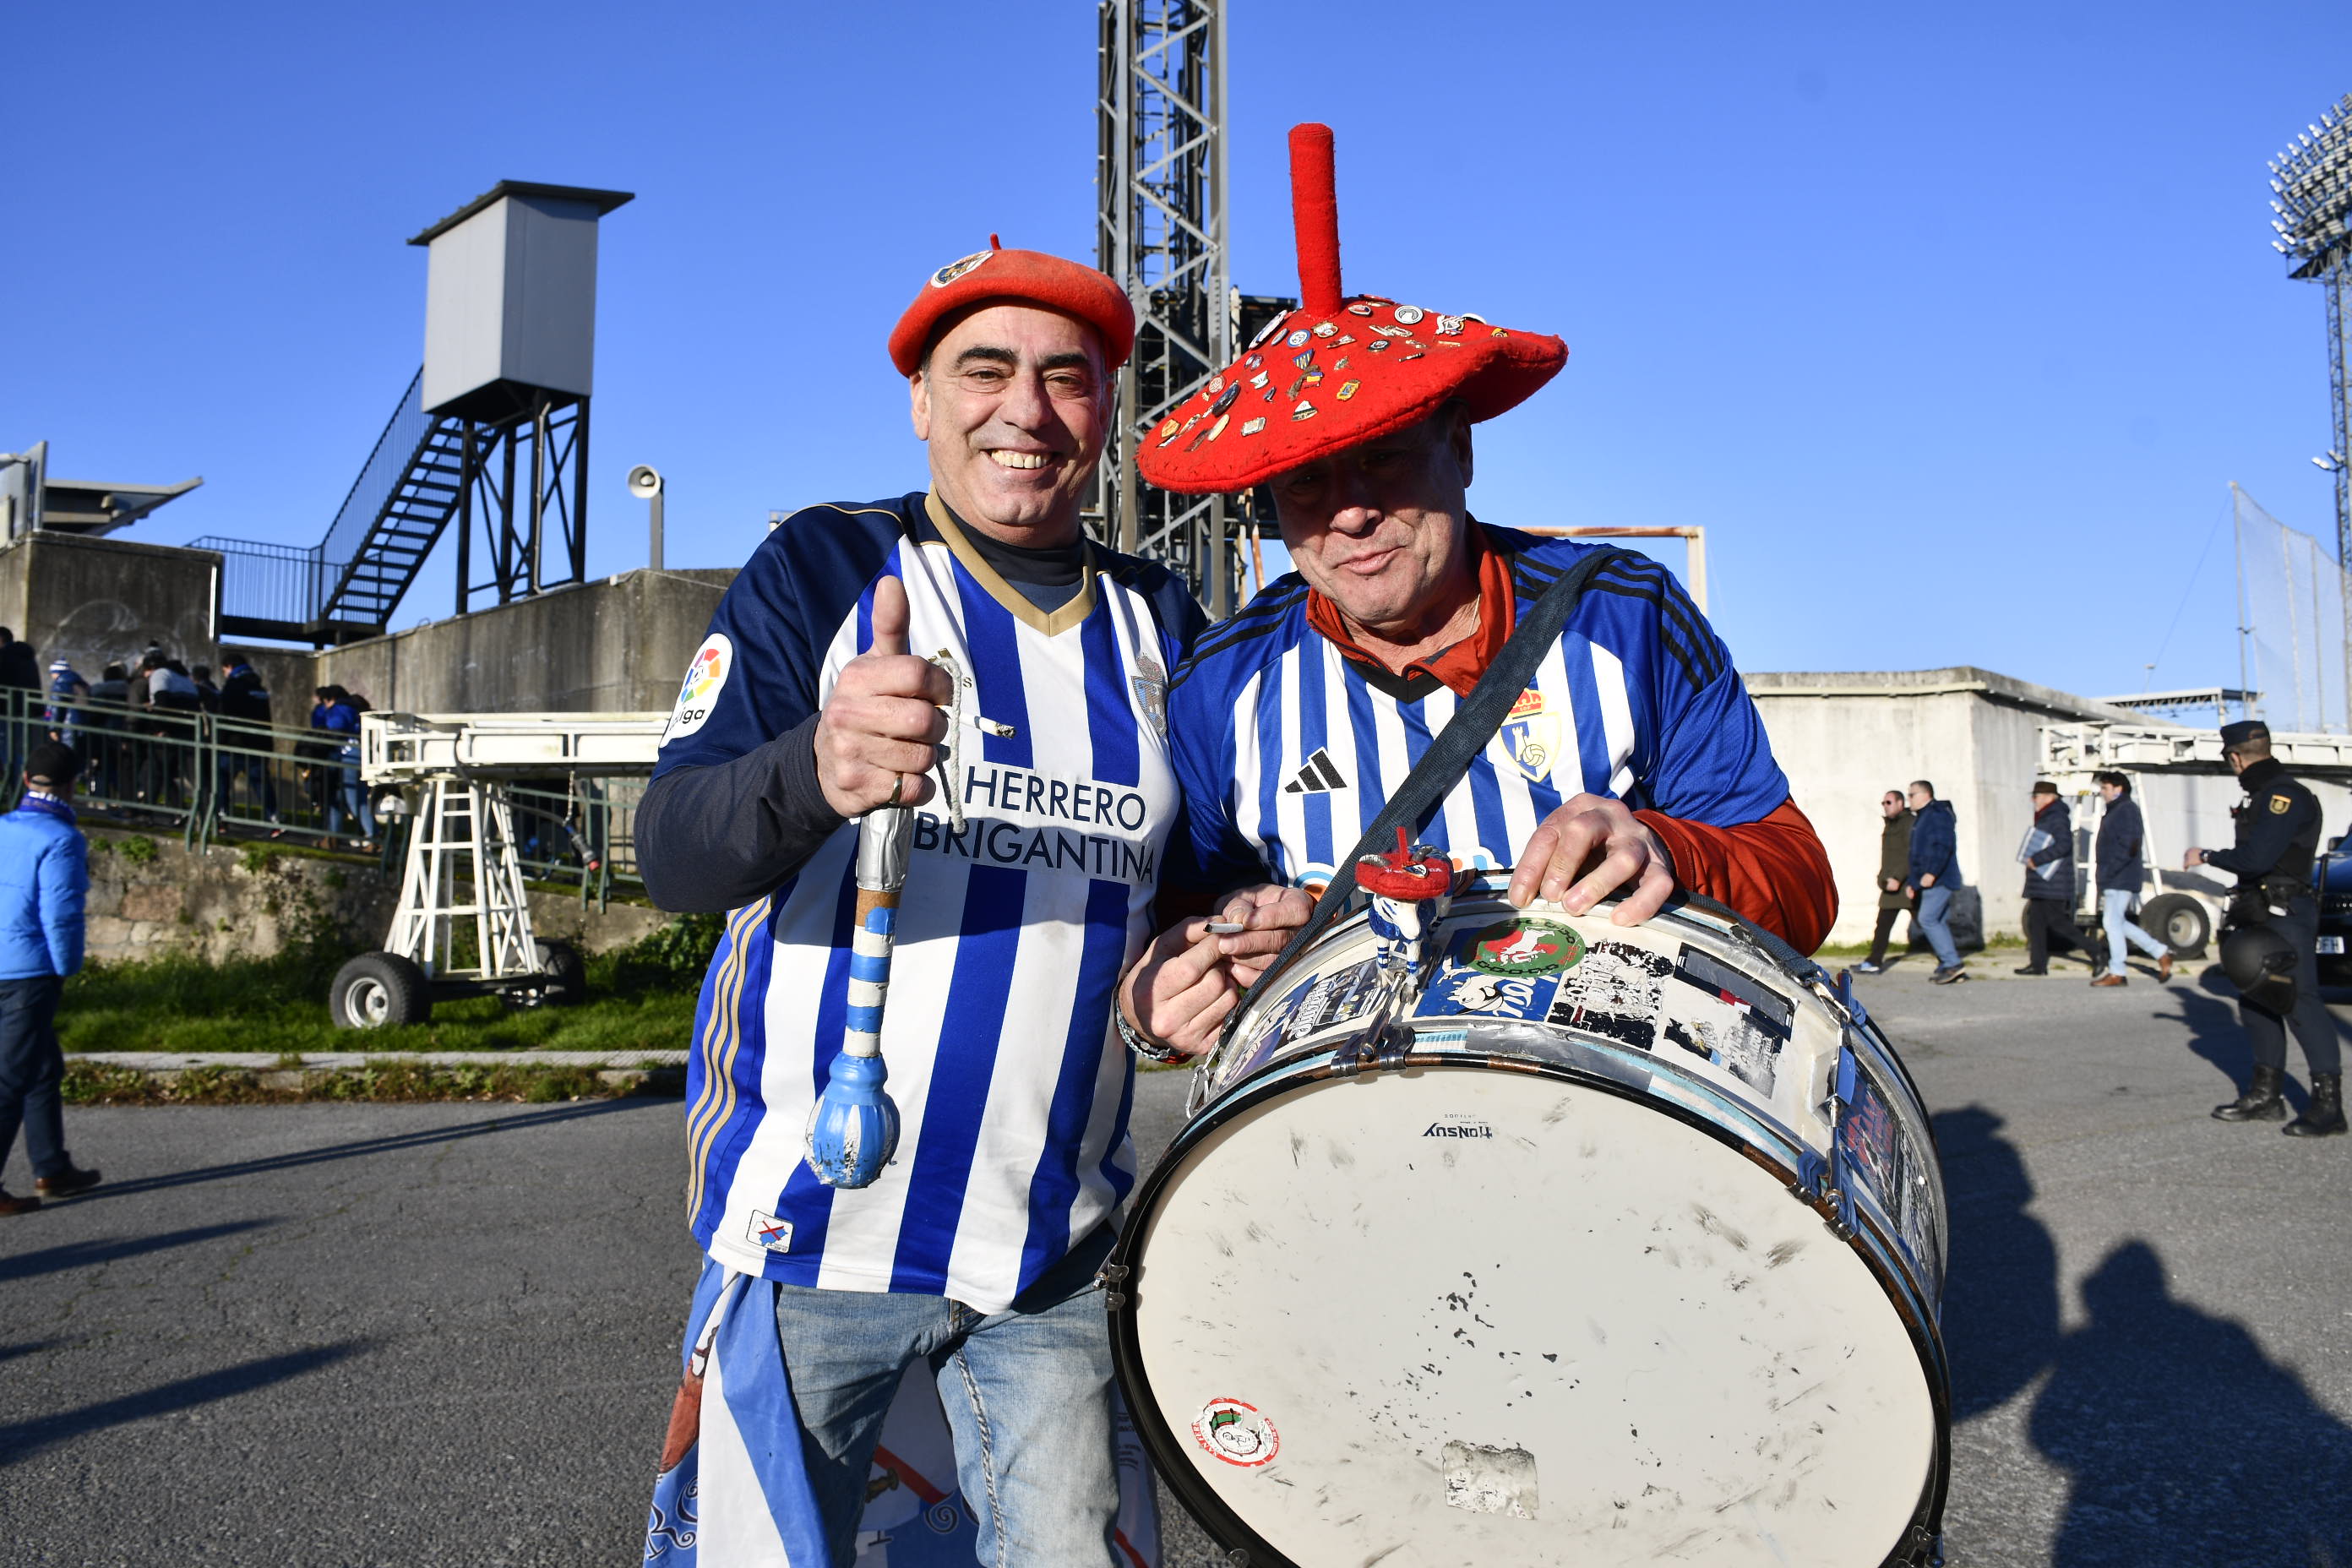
[1108,1049,1952,1568]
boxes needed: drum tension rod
[1096,1261,1130,1310]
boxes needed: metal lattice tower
[1096,0,1240,616]
[2269,95,2352,562]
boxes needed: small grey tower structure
[411,182,634,615]
[201,180,631,645]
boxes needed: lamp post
[627,466,664,572]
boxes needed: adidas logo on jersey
[1282,748,1348,794]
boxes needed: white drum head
[1130,1065,1936,1567]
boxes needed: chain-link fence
[2235,482,2350,733]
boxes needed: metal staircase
[197,368,469,645]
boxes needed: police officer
[2185,719,2346,1136]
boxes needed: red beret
[1140,125,1567,495]
[887,237,1136,377]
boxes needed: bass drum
[1108,880,1948,1568]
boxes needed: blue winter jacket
[1908,798,1959,886]
[0,795,89,979]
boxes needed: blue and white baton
[803,651,1012,1190]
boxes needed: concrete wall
[0,531,220,679]
[1750,668,2197,946]
[223,566,732,721]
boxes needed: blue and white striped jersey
[1165,529,1791,894]
[656,493,1204,1314]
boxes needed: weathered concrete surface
[0,531,220,678]
[226,565,732,719]
[76,829,669,967]
[4,963,2349,1565]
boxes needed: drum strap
[1246,544,1632,1002]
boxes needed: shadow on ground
[1937,1106,2352,1565]
[0,1342,371,1468]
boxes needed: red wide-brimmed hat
[887,237,1136,376]
[1140,124,1566,494]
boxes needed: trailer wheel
[536,939,587,1006]
[2142,894,2211,958]
[330,953,431,1029]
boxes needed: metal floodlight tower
[2270,94,2352,562]
[1097,0,1241,616]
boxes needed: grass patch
[57,917,722,1057]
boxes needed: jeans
[772,1225,1120,1566]
[2101,889,2168,971]
[1916,884,1961,968]
[0,975,68,1183]
[329,765,373,841]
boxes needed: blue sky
[6,1,2349,700]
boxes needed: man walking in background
[0,628,38,792]
[1854,788,1915,974]
[0,741,100,1214]
[2090,770,2171,988]
[1906,779,1968,984]
[2018,780,2096,976]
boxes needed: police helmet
[2221,923,2298,1012]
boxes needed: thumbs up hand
[815,574,956,818]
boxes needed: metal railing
[191,368,432,636]
[0,688,645,901]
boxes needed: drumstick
[803,802,912,1190]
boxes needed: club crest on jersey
[1499,687,1558,782]
[1131,652,1168,737]
[667,634,732,743]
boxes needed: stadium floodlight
[2268,92,2352,621]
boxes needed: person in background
[1854,788,1916,974]
[2090,770,2172,988]
[2191,720,2345,1136]
[44,659,90,762]
[216,660,281,832]
[143,657,202,810]
[85,662,131,804]
[310,684,373,849]
[189,664,220,716]
[2017,781,2096,976]
[0,629,39,793]
[0,740,101,1214]
[1905,778,1968,984]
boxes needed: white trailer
[2036,722,2352,956]
[326,710,666,1027]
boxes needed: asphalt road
[3,950,2348,1565]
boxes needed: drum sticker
[1289,957,1385,1037]
[1664,946,1794,1094]
[1412,965,1561,1021]
[1838,1070,1909,1239]
[1544,940,1672,1051]
[1464,917,1584,976]
[1193,1398,1279,1467]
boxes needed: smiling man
[1119,126,1835,1056]
[634,240,1205,1565]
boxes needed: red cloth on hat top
[1140,124,1567,495]
[887,237,1136,376]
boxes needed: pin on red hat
[1140,124,1567,495]
[888,234,1137,377]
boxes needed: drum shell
[1110,890,1950,1568]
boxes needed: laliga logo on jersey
[1500,687,1559,783]
[667,634,732,742]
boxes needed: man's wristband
[1115,1004,1191,1066]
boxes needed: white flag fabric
[646,1261,1161,1565]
